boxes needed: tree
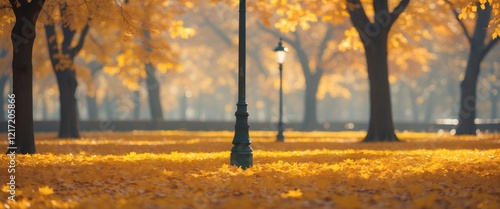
[4,0,46,154]
[143,31,164,121]
[79,58,103,120]
[92,0,194,121]
[259,22,341,130]
[1,0,196,152]
[446,0,499,135]
[44,2,90,138]
[345,0,409,141]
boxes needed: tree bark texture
[44,6,89,138]
[8,0,46,154]
[455,2,498,135]
[346,0,409,141]
[145,63,163,120]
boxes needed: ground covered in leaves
[1,131,500,209]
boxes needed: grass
[1,131,499,208]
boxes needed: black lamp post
[230,0,252,169]
[274,38,288,142]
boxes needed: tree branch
[321,50,342,68]
[316,24,334,69]
[256,21,296,45]
[248,45,269,77]
[346,0,371,34]
[88,32,109,59]
[388,0,409,29]
[444,0,472,44]
[70,24,90,57]
[374,0,389,14]
[202,14,233,47]
[44,23,60,72]
[289,30,316,77]
[472,2,491,48]
[480,37,499,60]
[60,3,77,56]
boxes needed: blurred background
[0,1,499,132]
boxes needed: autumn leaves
[1,131,499,208]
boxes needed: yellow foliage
[459,0,500,39]
[281,189,303,198]
[169,20,196,39]
[38,186,55,196]
[1,131,499,208]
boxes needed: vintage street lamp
[230,0,253,169]
[274,38,288,142]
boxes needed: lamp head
[273,38,288,64]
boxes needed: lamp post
[274,38,288,142]
[230,0,253,169]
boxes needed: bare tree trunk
[423,91,436,123]
[491,91,498,119]
[406,82,419,122]
[132,90,140,120]
[41,91,48,120]
[87,95,98,120]
[455,3,497,135]
[103,95,114,120]
[55,70,80,137]
[456,51,480,134]
[363,35,398,141]
[347,0,409,141]
[145,63,163,120]
[86,60,102,120]
[302,73,321,130]
[44,5,89,138]
[8,0,46,154]
[179,91,187,120]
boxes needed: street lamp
[274,38,288,142]
[230,0,253,169]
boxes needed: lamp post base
[230,112,253,169]
[230,148,253,169]
[277,123,285,142]
[276,116,285,142]
[276,133,284,142]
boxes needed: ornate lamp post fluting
[230,0,253,169]
[274,38,288,142]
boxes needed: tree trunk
[44,16,88,138]
[394,81,404,122]
[87,94,98,120]
[302,73,321,130]
[363,35,398,142]
[456,52,481,135]
[423,91,436,123]
[346,0,409,141]
[145,63,163,120]
[179,92,187,120]
[0,75,8,120]
[264,97,272,122]
[8,0,45,154]
[87,60,102,121]
[406,82,419,122]
[55,70,80,138]
[132,90,140,120]
[41,91,48,120]
[454,2,497,135]
[103,95,114,119]
[491,91,498,119]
